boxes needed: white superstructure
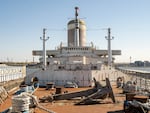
[25,7,121,87]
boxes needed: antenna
[40,28,49,70]
[75,6,79,19]
[105,28,114,69]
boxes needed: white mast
[105,28,114,69]
[40,28,49,70]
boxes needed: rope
[21,92,56,113]
[12,94,30,112]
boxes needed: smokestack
[67,7,86,47]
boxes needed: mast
[105,28,114,69]
[74,7,79,47]
[40,28,49,70]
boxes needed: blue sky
[0,0,150,63]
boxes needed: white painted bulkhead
[26,68,92,87]
[25,65,119,87]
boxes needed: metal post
[40,28,49,70]
[105,28,114,69]
[130,56,132,65]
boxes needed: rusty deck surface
[0,83,125,113]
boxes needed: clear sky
[0,0,150,63]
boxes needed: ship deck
[0,82,126,113]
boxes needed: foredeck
[0,82,125,113]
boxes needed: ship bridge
[32,44,121,65]
[32,47,121,58]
